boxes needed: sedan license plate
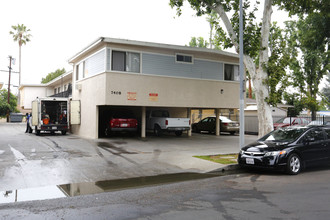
[121,123,128,127]
[246,158,254,165]
[52,126,57,130]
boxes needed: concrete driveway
[0,122,257,191]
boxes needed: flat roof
[69,37,239,63]
[19,71,72,90]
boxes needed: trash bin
[10,113,23,122]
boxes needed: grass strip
[194,154,238,165]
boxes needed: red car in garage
[105,110,138,136]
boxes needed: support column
[215,108,220,136]
[141,106,146,139]
[187,108,192,137]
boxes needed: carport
[98,106,224,138]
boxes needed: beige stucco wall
[20,86,48,109]
[71,74,106,138]
[71,71,240,139]
[103,72,239,108]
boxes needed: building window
[64,84,67,91]
[111,50,140,73]
[176,54,193,64]
[54,88,57,94]
[224,64,239,81]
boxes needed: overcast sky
[0,0,294,92]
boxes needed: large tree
[170,0,280,136]
[0,89,18,117]
[280,0,329,119]
[287,19,328,119]
[188,36,209,48]
[9,24,32,87]
[41,68,66,84]
[322,73,330,109]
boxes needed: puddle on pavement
[0,172,236,204]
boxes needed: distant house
[245,98,292,117]
[18,71,72,111]
[243,98,293,134]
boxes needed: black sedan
[192,116,239,135]
[238,125,330,174]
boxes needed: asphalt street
[1,167,330,220]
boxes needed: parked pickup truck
[146,110,190,136]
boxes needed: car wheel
[61,130,67,135]
[192,125,197,133]
[154,125,162,136]
[287,153,302,175]
[175,131,183,136]
[230,131,235,135]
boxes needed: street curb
[208,164,242,175]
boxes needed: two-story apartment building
[69,37,241,139]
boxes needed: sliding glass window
[112,50,140,73]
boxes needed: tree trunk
[255,0,273,137]
[244,55,273,137]
[253,68,274,137]
[213,1,274,137]
[19,45,21,86]
[248,79,252,99]
[18,45,22,105]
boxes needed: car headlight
[265,151,286,157]
[239,150,245,155]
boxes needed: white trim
[68,37,239,63]
[102,37,239,58]
[68,37,104,63]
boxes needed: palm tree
[9,24,32,87]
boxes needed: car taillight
[223,123,228,126]
[110,119,120,128]
[165,120,168,125]
[189,120,191,125]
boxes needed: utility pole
[7,56,13,122]
[239,0,245,149]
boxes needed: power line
[0,70,19,74]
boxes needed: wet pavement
[0,123,256,200]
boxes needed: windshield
[259,127,307,143]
